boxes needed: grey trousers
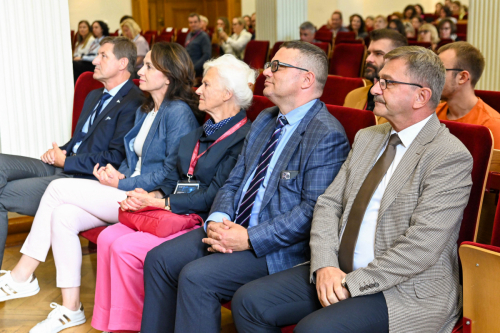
[0,153,72,268]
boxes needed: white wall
[242,0,256,16]
[0,0,73,157]
[68,0,132,33]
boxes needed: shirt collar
[390,114,433,148]
[279,99,317,125]
[104,80,128,97]
[133,34,139,42]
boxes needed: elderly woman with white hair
[91,54,255,333]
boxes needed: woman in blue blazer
[0,42,200,332]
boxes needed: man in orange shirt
[437,42,500,148]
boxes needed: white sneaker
[30,302,86,333]
[0,270,40,301]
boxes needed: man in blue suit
[140,41,350,333]
[0,36,143,267]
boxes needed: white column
[256,0,308,47]
[0,0,73,158]
[468,0,500,91]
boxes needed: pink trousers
[91,222,199,332]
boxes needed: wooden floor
[0,238,236,333]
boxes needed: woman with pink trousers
[92,54,256,332]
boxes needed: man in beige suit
[231,46,473,333]
[344,29,407,124]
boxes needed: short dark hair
[92,20,109,37]
[300,21,316,33]
[438,18,457,34]
[279,41,328,92]
[332,11,342,21]
[442,6,453,17]
[100,36,137,74]
[389,19,406,36]
[437,41,485,87]
[188,13,200,21]
[370,28,408,48]
[120,15,133,24]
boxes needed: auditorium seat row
[74,71,497,331]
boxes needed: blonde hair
[121,18,141,39]
[418,23,440,45]
[200,15,209,25]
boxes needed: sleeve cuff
[204,212,231,232]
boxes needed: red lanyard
[185,30,202,46]
[187,117,248,179]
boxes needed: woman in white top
[219,17,253,60]
[121,18,150,69]
[0,42,201,333]
[73,20,95,59]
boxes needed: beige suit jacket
[343,83,389,125]
[310,114,473,332]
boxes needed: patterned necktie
[338,133,402,273]
[234,117,289,228]
[89,92,112,127]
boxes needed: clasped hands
[93,163,125,188]
[119,189,165,211]
[202,218,249,253]
[316,266,351,307]
[40,142,66,168]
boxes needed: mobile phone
[218,27,223,32]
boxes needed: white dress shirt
[345,114,432,270]
[130,110,158,178]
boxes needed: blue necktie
[234,117,288,228]
[89,92,112,127]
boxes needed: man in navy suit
[0,36,143,266]
[140,41,350,333]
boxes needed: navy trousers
[141,227,269,333]
[232,265,389,333]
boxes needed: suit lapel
[377,114,441,221]
[141,100,169,160]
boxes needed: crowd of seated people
[2,2,500,332]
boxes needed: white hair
[203,54,257,110]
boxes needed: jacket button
[375,283,379,287]
[360,287,364,292]
[369,283,375,288]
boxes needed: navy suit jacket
[209,100,350,274]
[60,79,143,178]
[154,110,251,220]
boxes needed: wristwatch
[341,276,349,292]
[164,197,171,211]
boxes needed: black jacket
[60,79,144,178]
[154,110,251,220]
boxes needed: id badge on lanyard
[174,180,200,194]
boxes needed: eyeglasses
[264,60,309,73]
[446,68,464,72]
[374,77,423,90]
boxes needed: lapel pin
[117,100,120,103]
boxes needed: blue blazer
[117,99,200,192]
[209,100,350,274]
[61,79,143,178]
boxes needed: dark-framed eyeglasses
[446,68,464,72]
[264,60,309,73]
[374,77,424,90]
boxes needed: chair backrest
[408,40,432,48]
[437,38,454,49]
[423,13,437,22]
[269,41,284,61]
[456,33,467,41]
[175,29,190,45]
[329,43,366,77]
[311,42,330,56]
[315,30,333,44]
[334,31,356,45]
[475,90,500,113]
[72,72,104,135]
[247,95,274,121]
[133,79,140,87]
[143,33,154,47]
[109,29,119,37]
[254,73,266,96]
[336,39,363,44]
[156,32,174,43]
[325,105,376,145]
[439,120,493,246]
[243,40,270,69]
[321,75,366,106]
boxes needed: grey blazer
[310,114,473,333]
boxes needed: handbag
[118,206,203,238]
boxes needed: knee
[97,227,120,250]
[232,284,258,320]
[109,236,134,259]
[178,261,205,289]
[51,204,77,230]
[144,245,166,275]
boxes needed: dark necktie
[338,133,402,273]
[89,92,112,127]
[234,117,289,228]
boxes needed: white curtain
[0,0,73,158]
